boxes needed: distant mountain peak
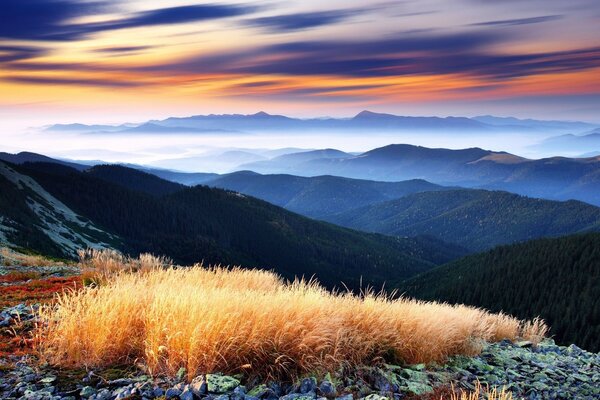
[253,111,270,117]
[353,110,395,119]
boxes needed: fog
[0,126,566,173]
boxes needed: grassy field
[36,252,547,382]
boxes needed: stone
[318,380,336,397]
[165,387,183,398]
[153,387,165,397]
[180,385,195,400]
[299,377,317,394]
[207,374,241,393]
[247,384,269,397]
[190,375,208,396]
[39,376,57,384]
[176,367,187,381]
[335,396,353,400]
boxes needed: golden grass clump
[36,260,548,381]
[447,381,513,400]
[78,248,171,284]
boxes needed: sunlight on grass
[37,251,547,381]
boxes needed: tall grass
[448,381,513,400]
[37,255,547,381]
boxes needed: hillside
[8,162,466,288]
[85,165,186,196]
[0,162,118,258]
[234,144,600,206]
[206,171,445,218]
[400,233,600,351]
[324,189,600,251]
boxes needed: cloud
[0,45,47,62]
[149,30,600,81]
[245,10,360,32]
[0,0,107,41]
[0,0,256,41]
[2,76,143,88]
[92,4,256,32]
[94,46,152,54]
[471,15,563,27]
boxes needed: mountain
[0,161,118,258]
[153,150,268,173]
[206,171,446,218]
[238,144,600,206]
[45,111,595,135]
[85,165,186,196]
[531,128,600,154]
[473,115,599,133]
[44,123,128,133]
[239,149,352,174]
[137,168,218,186]
[120,122,238,134]
[0,151,88,171]
[324,189,600,251]
[5,162,466,288]
[400,233,600,351]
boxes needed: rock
[516,341,533,348]
[318,380,336,397]
[113,385,136,400]
[247,384,269,398]
[108,378,134,387]
[190,375,208,396]
[335,395,353,400]
[207,374,241,393]
[231,385,246,400]
[93,388,112,400]
[80,386,97,398]
[165,387,183,398]
[180,385,195,400]
[153,387,165,397]
[299,377,317,394]
[38,376,56,384]
[176,367,187,381]
[359,395,388,400]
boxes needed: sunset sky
[1,0,600,127]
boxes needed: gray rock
[165,387,182,398]
[80,386,96,398]
[318,380,336,397]
[299,378,317,394]
[206,374,241,393]
[179,385,195,400]
[91,388,112,400]
[190,375,208,396]
[153,387,165,397]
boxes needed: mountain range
[44,111,599,134]
[237,144,600,206]
[0,161,465,289]
[531,128,600,154]
[205,171,447,218]
[323,189,600,251]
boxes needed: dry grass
[0,247,61,267]
[78,248,171,285]
[447,381,513,400]
[36,254,547,381]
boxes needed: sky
[1,0,600,129]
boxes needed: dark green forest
[401,233,600,352]
[325,189,600,251]
[14,162,465,289]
